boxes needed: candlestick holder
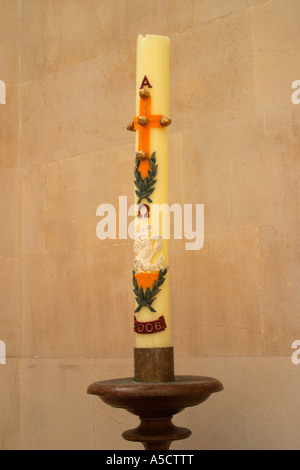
[87,347,223,450]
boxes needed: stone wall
[0,0,299,449]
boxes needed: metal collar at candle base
[134,347,174,383]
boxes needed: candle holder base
[87,375,223,450]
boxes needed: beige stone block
[0,359,21,450]
[46,0,103,75]
[22,243,133,358]
[0,0,19,84]
[22,165,46,255]
[0,169,20,256]
[258,222,300,356]
[0,84,19,168]
[21,358,93,450]
[171,9,255,133]
[168,132,185,242]
[182,107,298,235]
[168,0,269,33]
[21,53,134,166]
[295,109,300,220]
[253,49,299,113]
[88,244,134,358]
[181,118,248,234]
[46,144,133,253]
[252,0,300,51]
[22,251,91,357]
[172,357,300,450]
[20,0,105,81]
[169,132,184,205]
[252,0,300,112]
[228,108,298,230]
[0,257,21,357]
[20,0,47,83]
[91,357,133,382]
[170,229,263,356]
[95,0,265,46]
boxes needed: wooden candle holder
[87,348,223,450]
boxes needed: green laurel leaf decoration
[134,152,158,203]
[132,268,168,313]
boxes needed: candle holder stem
[123,416,191,450]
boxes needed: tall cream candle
[130,34,171,348]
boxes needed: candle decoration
[128,35,171,358]
[134,151,158,203]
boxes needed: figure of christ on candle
[128,35,171,349]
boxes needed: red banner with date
[134,315,167,334]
